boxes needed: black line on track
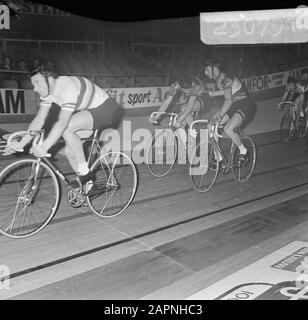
[9,176,308,280]
[46,158,308,226]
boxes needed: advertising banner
[187,241,308,300]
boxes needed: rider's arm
[177,95,197,122]
[19,103,51,147]
[281,85,289,102]
[150,83,178,121]
[208,89,224,97]
[42,108,74,151]
[158,94,174,113]
[218,87,233,118]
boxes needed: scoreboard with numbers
[200,7,308,44]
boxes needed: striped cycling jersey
[215,73,247,101]
[39,76,109,111]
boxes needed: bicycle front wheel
[0,159,60,238]
[146,129,178,177]
[86,151,137,218]
[298,115,306,139]
[280,112,293,142]
[189,141,219,192]
[231,136,256,183]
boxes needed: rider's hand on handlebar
[3,141,24,156]
[149,115,159,124]
[276,103,283,111]
[211,115,222,123]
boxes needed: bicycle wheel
[298,115,306,139]
[189,141,219,192]
[231,136,256,183]
[146,129,178,177]
[0,159,60,238]
[86,151,137,218]
[280,112,295,142]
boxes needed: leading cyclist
[203,59,257,164]
[5,65,123,191]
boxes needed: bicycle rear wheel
[0,159,60,238]
[189,141,219,192]
[146,129,178,177]
[86,151,137,218]
[231,136,256,183]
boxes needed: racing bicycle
[189,119,256,192]
[0,129,138,238]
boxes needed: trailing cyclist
[277,76,306,129]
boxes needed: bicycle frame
[278,101,298,121]
[7,129,107,189]
[190,119,236,169]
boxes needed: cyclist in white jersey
[5,65,122,189]
[203,59,256,164]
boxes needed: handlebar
[6,130,51,157]
[190,119,224,138]
[277,101,297,109]
[150,112,178,127]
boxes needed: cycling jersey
[285,81,305,102]
[215,73,247,100]
[40,76,110,112]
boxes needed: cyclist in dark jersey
[203,59,257,163]
[149,75,208,129]
[301,68,308,112]
[278,76,306,121]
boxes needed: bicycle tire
[231,136,257,183]
[86,151,137,218]
[280,112,293,142]
[189,141,220,192]
[0,159,60,238]
[146,129,178,177]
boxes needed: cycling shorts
[225,96,257,127]
[86,97,123,130]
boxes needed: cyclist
[301,68,308,112]
[203,59,256,164]
[149,75,207,129]
[277,76,305,122]
[4,65,122,191]
[148,75,209,155]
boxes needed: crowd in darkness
[0,55,56,72]
[0,54,56,85]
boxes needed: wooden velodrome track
[1,129,308,300]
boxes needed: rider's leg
[223,113,245,154]
[62,110,93,176]
[64,144,79,173]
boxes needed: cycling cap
[204,59,221,68]
[178,75,196,89]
